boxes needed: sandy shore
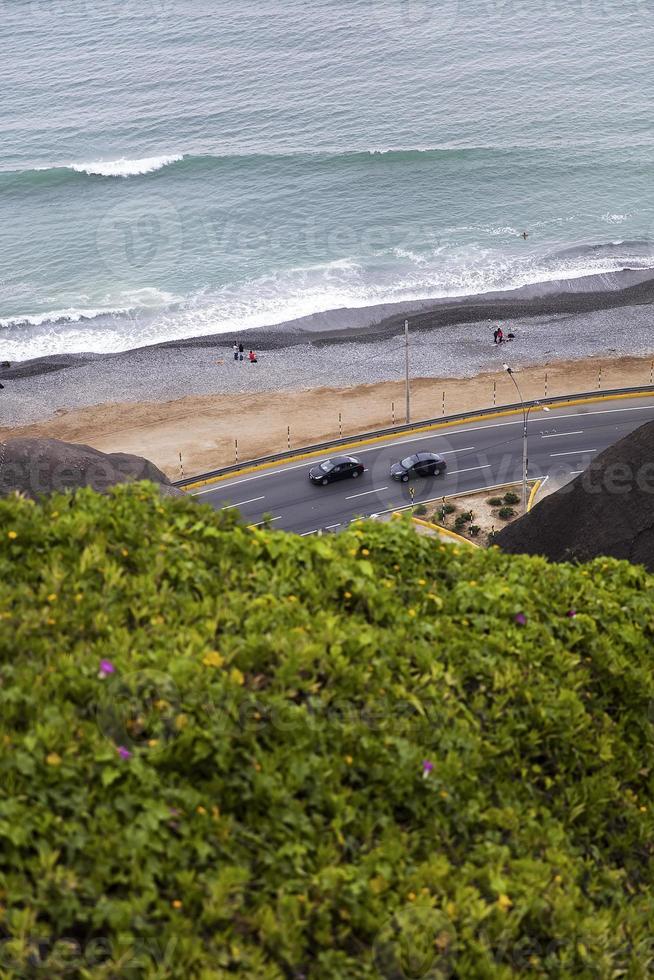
[2,354,653,479]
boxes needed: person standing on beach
[233,343,239,361]
[497,327,504,344]
[493,328,499,344]
[239,342,244,361]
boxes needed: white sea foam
[66,154,184,178]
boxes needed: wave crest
[66,154,184,177]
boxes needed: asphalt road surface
[190,396,654,535]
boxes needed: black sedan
[309,455,365,486]
[390,451,446,482]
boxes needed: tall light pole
[404,319,410,424]
[503,363,549,513]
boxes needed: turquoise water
[2,0,654,359]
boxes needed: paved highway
[190,396,654,534]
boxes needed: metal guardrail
[174,384,654,488]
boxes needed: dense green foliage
[2,484,654,978]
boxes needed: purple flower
[566,609,577,618]
[422,760,434,778]
[117,745,132,760]
[98,659,115,678]
[514,612,527,626]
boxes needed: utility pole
[503,363,549,514]
[404,319,410,424]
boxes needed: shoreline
[3,266,654,378]
[2,353,653,480]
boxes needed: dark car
[309,455,365,486]
[390,451,446,482]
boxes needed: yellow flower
[202,651,225,668]
[51,511,59,518]
[147,739,158,748]
[344,591,352,599]
[47,594,57,603]
[230,667,245,686]
[47,618,56,625]
[75,594,83,603]
[408,609,416,617]
[121,548,129,557]
[171,900,182,909]
[174,714,188,730]
[361,548,370,556]
[196,805,207,815]
[497,894,512,911]
[640,806,647,812]
[418,578,426,585]
[407,892,416,902]
[46,753,62,766]
[7,531,17,540]
[439,790,449,799]
[344,755,353,765]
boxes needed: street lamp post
[404,319,410,424]
[503,364,549,513]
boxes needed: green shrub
[413,503,428,516]
[2,483,654,977]
[460,510,474,522]
[442,503,456,515]
[453,515,468,530]
[498,505,516,519]
[487,497,503,506]
[503,492,520,505]
[468,524,481,536]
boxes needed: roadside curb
[391,510,479,548]
[181,387,654,493]
[527,480,542,512]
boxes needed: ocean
[2,0,653,361]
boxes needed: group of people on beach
[232,342,258,363]
[493,326,515,345]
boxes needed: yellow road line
[183,388,654,492]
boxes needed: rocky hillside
[0,436,182,499]
[496,419,654,570]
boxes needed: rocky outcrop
[0,437,183,499]
[495,420,654,570]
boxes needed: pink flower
[514,612,527,626]
[98,659,115,678]
[422,760,434,778]
[117,745,132,760]
[566,609,577,618]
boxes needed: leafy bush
[468,525,481,537]
[2,483,654,977]
[460,510,474,523]
[453,515,468,530]
[487,497,503,507]
[498,506,516,519]
[442,503,456,515]
[503,492,520,505]
[413,503,427,516]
